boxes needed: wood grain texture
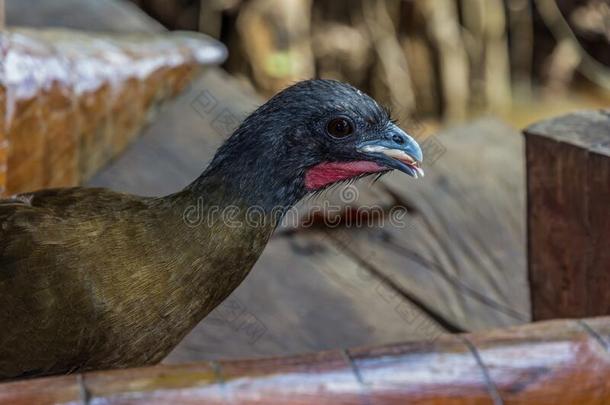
[2,317,610,404]
[3,0,226,195]
[525,110,610,320]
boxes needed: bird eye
[326,117,353,138]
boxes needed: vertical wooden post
[525,110,610,320]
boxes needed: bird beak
[356,123,424,178]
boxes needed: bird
[0,79,423,381]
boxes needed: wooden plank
[3,0,164,192]
[3,317,610,404]
[6,0,161,33]
[525,110,610,320]
[0,28,222,195]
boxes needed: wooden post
[525,110,610,320]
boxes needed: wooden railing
[0,111,608,404]
[1,317,609,404]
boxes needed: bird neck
[186,143,307,215]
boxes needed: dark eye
[326,117,353,138]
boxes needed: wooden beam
[525,110,610,320]
[0,29,226,196]
[2,317,610,404]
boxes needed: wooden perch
[2,316,610,404]
[526,110,610,320]
[0,28,225,196]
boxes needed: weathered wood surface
[2,317,610,404]
[1,13,225,195]
[6,0,160,33]
[525,110,610,320]
[7,0,528,363]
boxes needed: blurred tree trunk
[363,0,416,121]
[462,0,511,113]
[483,0,511,113]
[236,0,314,96]
[417,0,469,121]
[399,1,439,117]
[507,0,534,92]
[198,0,223,38]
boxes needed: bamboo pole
[2,317,610,404]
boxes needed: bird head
[202,79,423,209]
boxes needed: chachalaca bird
[0,80,423,380]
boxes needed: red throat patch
[305,161,386,190]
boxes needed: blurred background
[128,0,610,129]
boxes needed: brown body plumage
[0,187,273,379]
